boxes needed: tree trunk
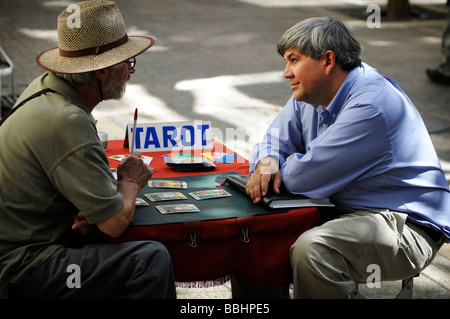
[387,0,411,18]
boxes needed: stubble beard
[104,77,129,100]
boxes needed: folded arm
[96,152,154,238]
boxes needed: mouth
[290,82,300,90]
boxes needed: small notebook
[225,174,334,209]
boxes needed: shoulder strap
[0,88,56,127]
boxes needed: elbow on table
[283,172,334,198]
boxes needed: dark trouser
[9,241,176,299]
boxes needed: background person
[426,0,450,85]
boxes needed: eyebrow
[284,52,300,61]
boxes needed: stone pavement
[0,0,449,299]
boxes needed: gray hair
[54,62,124,85]
[54,71,94,85]
[277,16,361,71]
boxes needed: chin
[293,93,304,102]
[113,87,126,100]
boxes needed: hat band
[59,34,129,58]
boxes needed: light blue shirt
[249,63,450,242]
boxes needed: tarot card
[148,180,187,189]
[144,192,188,202]
[189,189,232,200]
[109,154,153,165]
[109,154,128,162]
[155,204,200,215]
[135,196,149,206]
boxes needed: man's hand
[246,156,282,203]
[72,212,96,236]
[117,152,154,190]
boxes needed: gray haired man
[0,1,176,299]
[247,16,449,298]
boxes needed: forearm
[249,96,304,175]
[117,180,140,223]
[96,181,139,238]
[97,152,153,238]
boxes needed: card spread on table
[144,192,188,202]
[156,204,200,214]
[109,154,153,165]
[213,153,237,164]
[201,152,237,163]
[135,197,149,206]
[148,180,188,189]
[189,189,232,200]
[172,153,194,158]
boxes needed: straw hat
[36,0,155,74]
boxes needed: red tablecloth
[106,139,249,176]
[105,139,322,290]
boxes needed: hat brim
[36,36,155,74]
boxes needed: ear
[94,68,109,81]
[323,50,336,75]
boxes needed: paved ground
[0,0,449,299]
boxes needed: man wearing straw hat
[0,1,176,298]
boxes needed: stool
[349,274,418,299]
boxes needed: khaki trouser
[290,210,443,299]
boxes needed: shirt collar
[42,72,91,114]
[321,64,365,119]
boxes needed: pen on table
[131,107,138,154]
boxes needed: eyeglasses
[126,57,136,70]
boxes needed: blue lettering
[197,124,209,146]
[163,126,178,148]
[131,127,144,149]
[144,127,161,149]
[180,125,195,147]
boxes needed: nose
[283,63,293,79]
[129,67,136,75]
